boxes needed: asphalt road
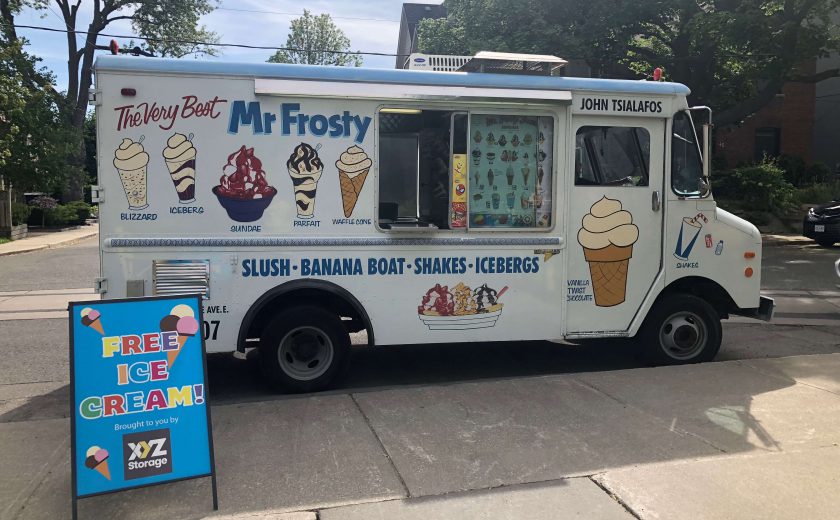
[0,236,838,411]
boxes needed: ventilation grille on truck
[153,259,210,299]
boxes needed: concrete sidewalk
[0,224,98,257]
[3,353,840,519]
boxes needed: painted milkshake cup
[287,143,324,219]
[674,216,703,260]
[163,133,197,203]
[506,191,515,209]
[113,136,150,210]
[492,193,500,209]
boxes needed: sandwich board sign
[69,294,217,518]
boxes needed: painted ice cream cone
[113,137,150,210]
[287,143,323,218]
[577,196,639,307]
[85,446,110,480]
[80,307,104,335]
[335,145,372,218]
[163,133,197,203]
[161,304,199,367]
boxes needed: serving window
[377,108,554,231]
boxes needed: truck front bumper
[733,296,775,322]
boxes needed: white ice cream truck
[92,54,773,392]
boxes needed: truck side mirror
[698,177,711,197]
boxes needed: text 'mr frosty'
[228,101,371,144]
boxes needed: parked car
[803,198,840,247]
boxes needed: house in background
[395,3,447,70]
[813,11,840,173]
[396,2,834,170]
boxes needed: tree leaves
[267,9,362,67]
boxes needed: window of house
[377,109,554,231]
[671,112,704,196]
[575,126,650,187]
[468,114,554,229]
[754,127,781,162]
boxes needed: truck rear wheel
[639,294,722,365]
[259,306,350,393]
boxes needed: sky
[14,0,443,92]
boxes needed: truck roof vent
[458,51,567,76]
[153,259,210,299]
[406,53,472,72]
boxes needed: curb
[761,235,814,247]
[0,230,98,257]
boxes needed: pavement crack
[349,393,411,499]
[589,475,643,520]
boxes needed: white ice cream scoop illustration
[577,196,639,307]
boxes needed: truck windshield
[671,111,704,197]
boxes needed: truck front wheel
[259,306,350,393]
[639,294,722,365]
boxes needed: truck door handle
[652,190,661,212]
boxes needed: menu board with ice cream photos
[469,115,553,228]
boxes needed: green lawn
[0,237,10,245]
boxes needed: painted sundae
[163,133,197,203]
[287,143,324,219]
[486,132,496,146]
[512,134,520,147]
[486,152,496,165]
[473,130,482,144]
[577,196,639,307]
[418,283,507,330]
[524,134,533,145]
[472,150,482,166]
[159,303,200,367]
[214,146,276,222]
[498,135,507,146]
[113,137,150,210]
[336,145,372,218]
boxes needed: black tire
[259,305,350,393]
[817,239,835,248]
[639,294,722,365]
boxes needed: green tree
[0,37,80,194]
[268,9,362,67]
[418,0,840,127]
[0,0,220,200]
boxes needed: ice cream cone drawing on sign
[160,304,199,367]
[85,446,110,480]
[577,196,639,307]
[113,137,150,210]
[287,143,324,219]
[80,307,104,335]
[163,132,197,203]
[336,145,372,218]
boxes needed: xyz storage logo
[122,428,173,480]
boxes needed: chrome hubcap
[278,326,334,380]
[659,311,707,360]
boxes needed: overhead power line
[214,6,399,23]
[14,24,406,56]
